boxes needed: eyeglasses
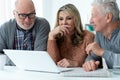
[15,11,36,19]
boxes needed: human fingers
[57,59,69,67]
[88,60,99,71]
[48,27,59,38]
[91,42,104,56]
[51,26,64,37]
[63,25,71,34]
[85,44,93,55]
[95,61,100,68]
[57,59,66,67]
[82,60,97,71]
[82,61,92,71]
[60,26,70,36]
[86,42,98,55]
[89,60,97,71]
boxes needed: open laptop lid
[3,49,61,73]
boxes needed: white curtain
[0,0,43,25]
[0,0,15,25]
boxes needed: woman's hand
[57,58,79,67]
[48,25,71,40]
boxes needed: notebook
[61,58,110,77]
[3,49,72,74]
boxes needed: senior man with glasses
[0,0,50,65]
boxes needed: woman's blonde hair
[55,4,84,46]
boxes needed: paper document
[61,58,110,77]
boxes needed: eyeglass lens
[18,13,36,19]
[15,11,36,19]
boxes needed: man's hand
[86,42,104,56]
[82,60,100,71]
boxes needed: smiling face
[58,11,75,35]
[13,0,36,30]
[90,6,108,32]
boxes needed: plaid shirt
[13,26,34,50]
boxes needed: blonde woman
[47,4,94,67]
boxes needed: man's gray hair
[92,0,120,21]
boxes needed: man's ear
[106,13,113,23]
[13,10,16,17]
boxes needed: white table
[0,66,120,80]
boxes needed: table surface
[0,66,120,80]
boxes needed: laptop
[3,49,72,74]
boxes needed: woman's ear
[106,13,113,23]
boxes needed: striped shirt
[13,25,34,50]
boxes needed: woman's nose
[62,19,67,25]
